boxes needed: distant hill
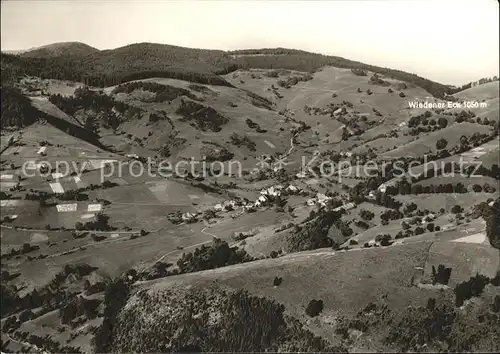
[19,42,100,58]
[2,42,453,97]
[0,42,237,87]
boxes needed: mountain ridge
[2,42,454,97]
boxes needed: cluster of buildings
[211,184,303,213]
[306,193,331,207]
[179,182,360,225]
[255,184,301,207]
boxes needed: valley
[1,40,499,353]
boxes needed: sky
[1,0,498,86]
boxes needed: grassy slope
[140,238,499,346]
[381,122,493,159]
[109,77,292,166]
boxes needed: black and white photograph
[1,0,499,352]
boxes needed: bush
[437,117,448,128]
[436,138,448,150]
[399,92,406,98]
[415,226,425,235]
[229,132,256,151]
[355,220,370,229]
[91,233,106,242]
[351,68,368,76]
[492,295,500,312]
[359,209,375,221]
[273,277,283,286]
[305,299,324,317]
[454,274,490,306]
[287,210,341,252]
[176,101,228,132]
[176,239,253,274]
[376,234,392,246]
[431,264,452,285]
[472,184,482,192]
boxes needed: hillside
[2,42,453,97]
[104,239,500,352]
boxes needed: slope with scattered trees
[94,283,345,353]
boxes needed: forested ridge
[3,42,455,97]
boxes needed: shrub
[340,225,353,237]
[91,234,106,242]
[399,92,406,98]
[267,70,279,78]
[176,239,253,274]
[454,274,490,306]
[472,184,482,192]
[492,295,500,312]
[305,299,324,317]
[380,234,392,246]
[355,220,370,229]
[273,277,283,286]
[431,264,452,285]
[376,234,392,246]
[176,101,228,132]
[395,231,405,239]
[359,209,375,221]
[229,132,256,151]
[436,138,448,150]
[437,117,448,128]
[287,210,341,252]
[351,68,367,76]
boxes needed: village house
[181,212,196,222]
[255,195,268,207]
[334,202,355,212]
[286,184,300,194]
[223,200,238,209]
[213,203,224,212]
